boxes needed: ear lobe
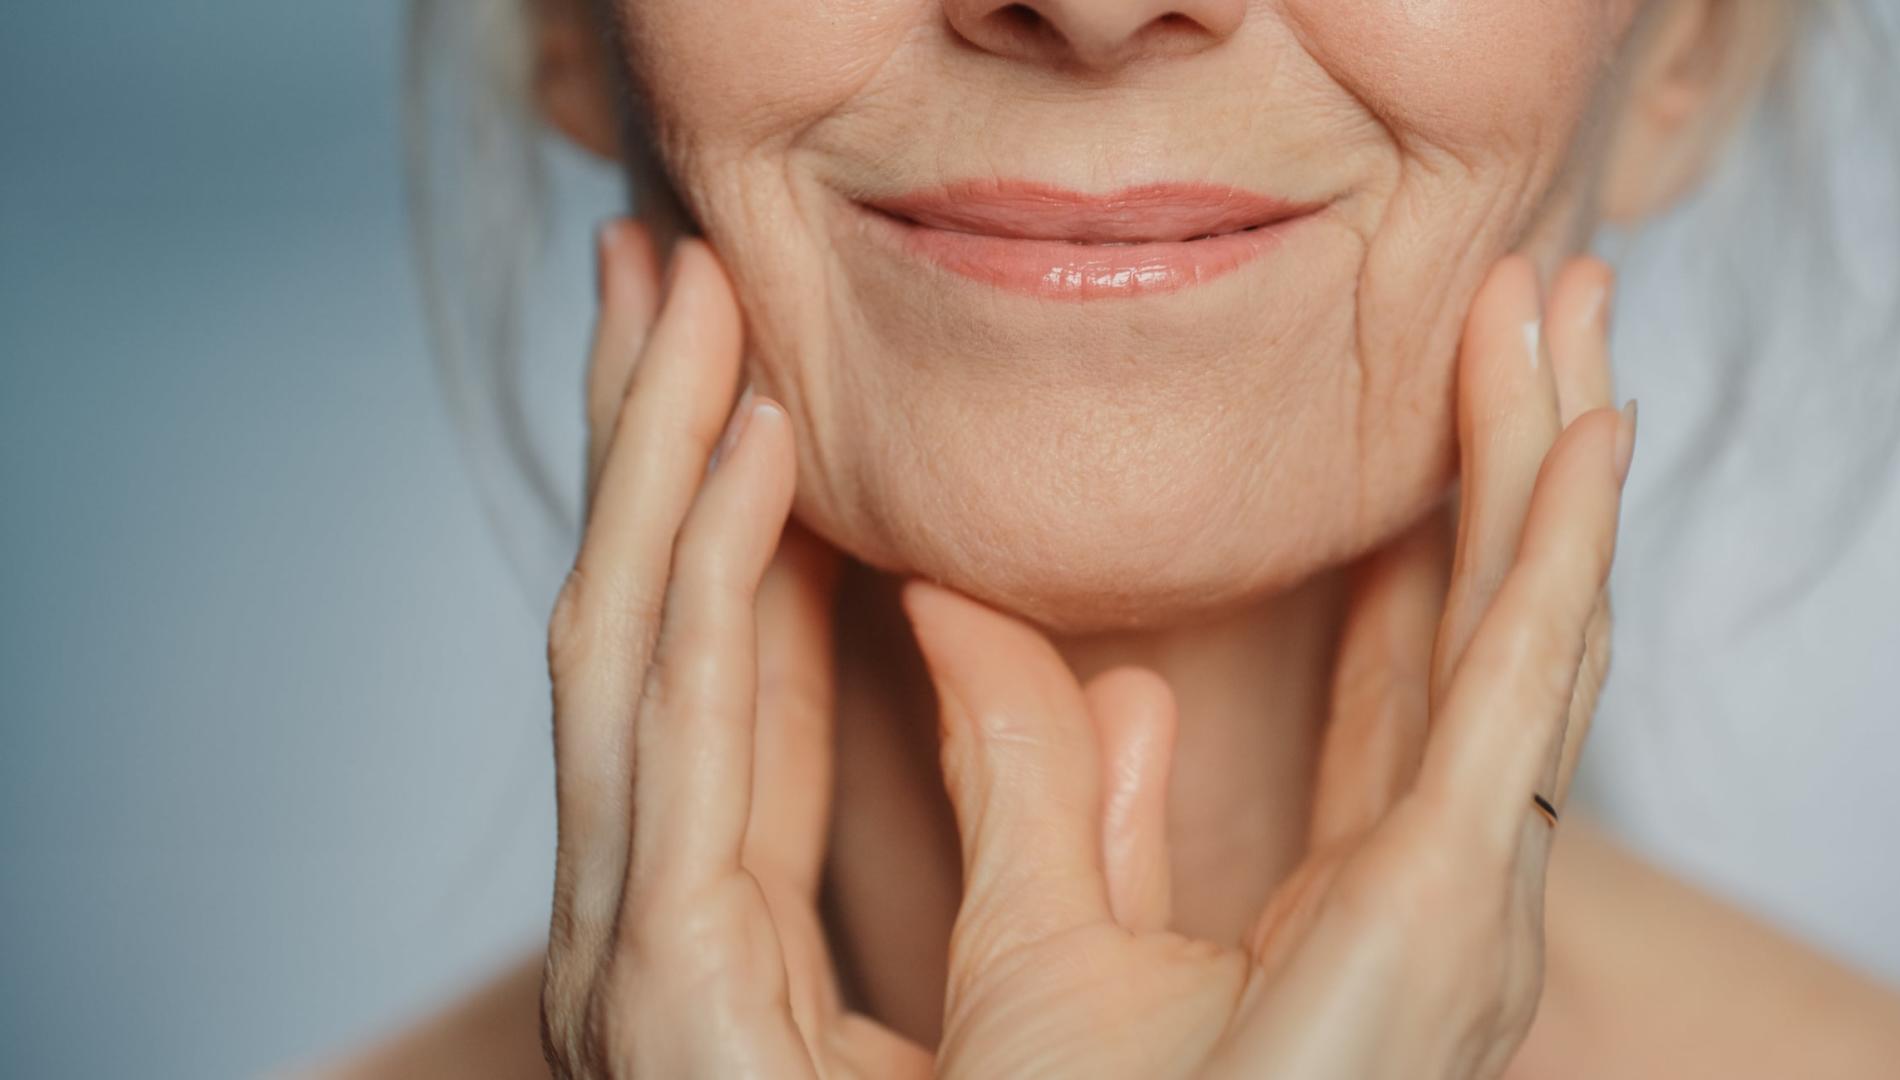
[531,0,623,161]
[1598,0,1793,224]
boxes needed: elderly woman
[332,0,1900,1076]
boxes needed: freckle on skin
[1522,319,1542,371]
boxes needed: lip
[855,179,1322,300]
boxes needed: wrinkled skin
[516,2,1792,1078]
[595,0,1665,632]
[537,226,1633,1079]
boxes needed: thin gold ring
[1531,792,1560,828]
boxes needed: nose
[943,0,1245,71]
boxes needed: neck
[825,558,1352,1040]
[1036,568,1351,940]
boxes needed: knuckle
[543,932,658,1076]
[640,624,724,715]
[539,964,605,1077]
[547,569,662,687]
[584,980,644,1076]
[547,891,583,957]
[541,901,700,1080]
[1470,614,1585,717]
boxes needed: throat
[819,558,1349,1045]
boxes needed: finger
[1307,504,1452,852]
[741,519,844,898]
[629,396,797,896]
[1085,666,1177,934]
[1545,258,1615,428]
[1551,594,1614,808]
[547,238,744,911]
[901,579,1114,967]
[1544,258,1621,809]
[1431,256,1565,713]
[1415,405,1632,857]
[584,218,662,505]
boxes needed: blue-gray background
[5,5,1899,1080]
[2,5,575,1076]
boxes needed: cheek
[1289,2,1638,500]
[1285,0,1619,152]
[614,1,919,417]
[618,0,912,160]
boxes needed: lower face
[615,1,1642,633]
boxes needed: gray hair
[401,0,1900,653]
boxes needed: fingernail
[1522,319,1542,372]
[1613,398,1639,485]
[707,382,757,475]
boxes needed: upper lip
[861,179,1318,244]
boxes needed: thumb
[900,579,1113,969]
[1085,666,1177,935]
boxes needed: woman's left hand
[903,254,1636,1080]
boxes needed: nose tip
[944,0,1245,71]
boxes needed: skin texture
[298,1,1900,1076]
[303,222,1900,1080]
[559,0,1712,634]
[535,229,1641,1080]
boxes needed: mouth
[854,179,1323,300]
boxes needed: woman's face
[609,0,1651,632]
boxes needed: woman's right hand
[537,220,932,1079]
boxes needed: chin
[788,388,1450,637]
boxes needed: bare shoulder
[277,951,550,1080]
[1514,817,1900,1080]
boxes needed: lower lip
[855,204,1307,301]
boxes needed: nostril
[951,0,1240,69]
[996,3,1041,31]
[992,3,1056,49]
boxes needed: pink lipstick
[856,179,1321,300]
